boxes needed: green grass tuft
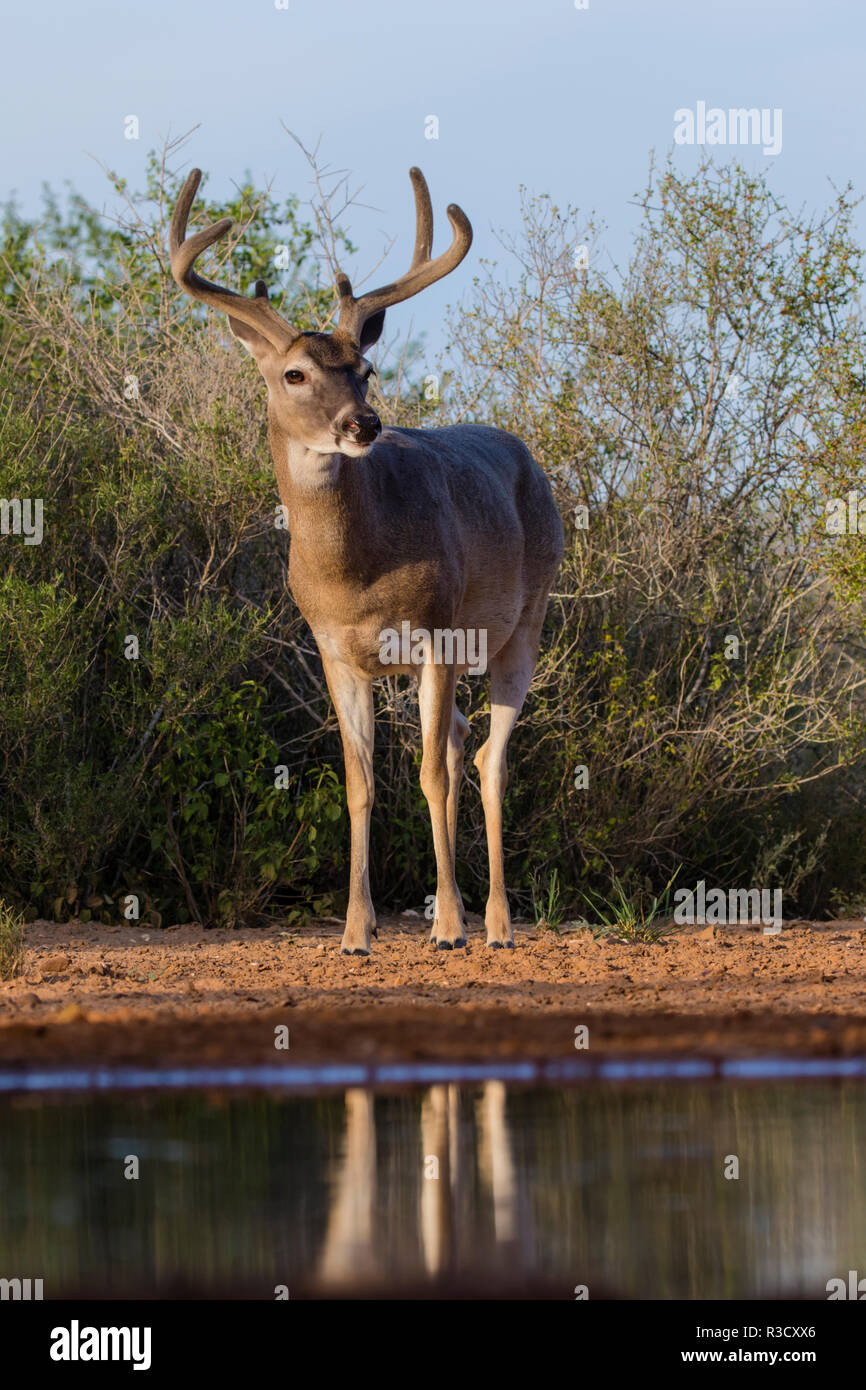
[580,869,682,944]
[0,900,25,980]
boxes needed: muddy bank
[1,916,864,1067]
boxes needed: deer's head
[169,168,472,459]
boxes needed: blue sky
[2,0,865,357]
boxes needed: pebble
[42,953,71,974]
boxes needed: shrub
[2,146,866,924]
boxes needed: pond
[0,1073,862,1298]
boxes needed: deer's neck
[272,430,374,585]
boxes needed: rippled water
[1,1078,863,1298]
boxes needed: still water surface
[0,1080,862,1298]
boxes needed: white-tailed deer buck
[169,166,563,954]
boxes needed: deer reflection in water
[317,1083,533,1289]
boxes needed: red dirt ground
[1,915,865,1067]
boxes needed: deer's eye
[284,369,305,385]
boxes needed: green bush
[2,146,866,925]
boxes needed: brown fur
[169,166,564,955]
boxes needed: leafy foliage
[2,149,866,926]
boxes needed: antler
[336,167,472,344]
[169,169,300,352]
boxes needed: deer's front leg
[418,662,466,949]
[321,654,376,956]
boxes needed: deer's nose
[341,411,381,444]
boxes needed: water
[1,1078,863,1298]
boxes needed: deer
[169,165,563,956]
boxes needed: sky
[1,0,865,360]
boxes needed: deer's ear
[228,315,277,362]
[359,310,386,352]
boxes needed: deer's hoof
[436,937,466,950]
[487,939,514,950]
[341,946,370,957]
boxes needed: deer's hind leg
[444,704,470,931]
[426,700,469,943]
[418,662,466,950]
[474,599,547,948]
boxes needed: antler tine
[336,168,472,343]
[169,169,299,352]
[408,166,434,268]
